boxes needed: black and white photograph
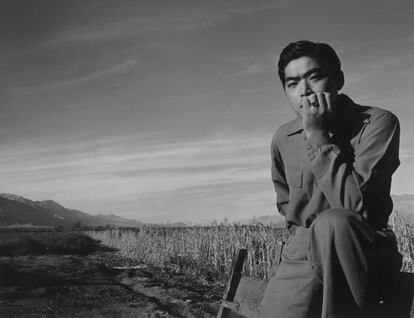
[0,1,413,317]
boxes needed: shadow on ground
[0,253,224,317]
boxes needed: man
[257,41,401,317]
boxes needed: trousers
[256,209,398,318]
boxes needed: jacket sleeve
[271,134,289,216]
[305,112,400,215]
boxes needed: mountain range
[0,193,413,228]
[236,194,414,225]
[0,193,143,228]
[233,194,414,225]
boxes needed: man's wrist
[304,128,328,140]
[304,129,330,151]
[304,129,335,178]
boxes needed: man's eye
[310,74,324,81]
[286,82,297,88]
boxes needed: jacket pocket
[286,167,303,188]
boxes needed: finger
[324,92,332,113]
[302,99,308,125]
[316,92,326,113]
[309,105,319,115]
[308,94,319,107]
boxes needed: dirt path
[0,253,224,317]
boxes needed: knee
[311,209,361,235]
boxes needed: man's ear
[336,70,344,91]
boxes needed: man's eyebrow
[284,67,324,82]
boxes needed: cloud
[0,131,276,221]
[41,1,291,46]
[0,133,270,199]
[127,179,277,222]
[2,129,411,221]
[0,60,138,97]
[50,13,227,45]
[223,59,270,81]
[346,53,414,85]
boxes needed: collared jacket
[271,94,400,230]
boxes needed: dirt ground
[0,252,225,317]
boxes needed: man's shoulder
[361,105,399,128]
[344,94,399,124]
[342,95,399,127]
[364,104,397,119]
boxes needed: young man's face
[283,55,339,118]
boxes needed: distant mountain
[0,193,39,208]
[236,214,285,226]
[245,195,414,226]
[0,193,143,228]
[0,196,72,227]
[1,193,412,228]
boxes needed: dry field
[0,211,412,317]
[0,230,224,317]
[86,211,414,283]
[86,224,286,283]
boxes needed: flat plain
[0,212,412,317]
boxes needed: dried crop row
[86,212,414,282]
[86,224,288,281]
[391,211,414,272]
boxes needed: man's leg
[257,209,378,318]
[257,227,322,318]
[310,209,377,318]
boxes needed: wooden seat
[217,249,414,318]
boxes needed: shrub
[0,231,105,256]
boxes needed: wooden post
[217,248,247,318]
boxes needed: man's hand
[302,92,335,138]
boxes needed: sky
[1,0,414,223]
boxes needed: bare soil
[0,252,225,317]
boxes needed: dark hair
[277,40,344,89]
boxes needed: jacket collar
[286,116,303,136]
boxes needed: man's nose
[300,81,313,97]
